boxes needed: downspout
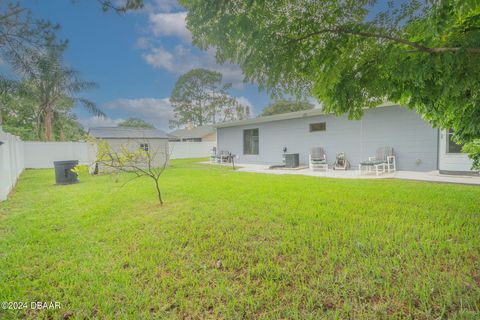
[359,117,363,166]
[436,129,440,171]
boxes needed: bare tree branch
[92,136,171,205]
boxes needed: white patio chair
[218,150,231,164]
[309,147,328,171]
[359,147,395,176]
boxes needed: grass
[0,158,479,319]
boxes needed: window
[182,138,202,142]
[140,143,149,151]
[309,122,326,132]
[243,129,259,155]
[447,129,463,153]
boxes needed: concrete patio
[203,162,480,185]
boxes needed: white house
[215,104,475,174]
[169,125,216,142]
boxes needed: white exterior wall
[201,132,217,142]
[170,141,216,159]
[23,141,97,168]
[0,128,25,201]
[438,130,474,172]
[217,106,440,172]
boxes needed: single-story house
[88,127,171,168]
[169,125,216,142]
[215,104,475,174]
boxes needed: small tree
[94,138,170,205]
[260,99,314,117]
[118,117,155,129]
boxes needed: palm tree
[26,44,104,141]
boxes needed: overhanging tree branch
[290,28,480,54]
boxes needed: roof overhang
[214,102,398,129]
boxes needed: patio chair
[309,147,328,171]
[218,150,231,164]
[359,146,396,176]
[333,152,350,170]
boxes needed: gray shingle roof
[169,125,215,139]
[215,102,398,128]
[88,127,171,139]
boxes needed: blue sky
[20,0,273,131]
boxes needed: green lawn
[1,159,479,319]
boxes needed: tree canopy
[180,0,480,166]
[118,117,155,129]
[260,99,314,116]
[0,79,86,141]
[170,68,250,128]
[97,0,144,13]
[0,2,106,141]
[0,2,59,76]
[24,44,102,141]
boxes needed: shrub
[463,139,480,171]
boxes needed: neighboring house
[88,127,171,169]
[216,104,474,174]
[169,125,216,142]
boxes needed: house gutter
[436,129,440,171]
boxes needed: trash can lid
[53,160,79,165]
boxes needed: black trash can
[53,160,79,185]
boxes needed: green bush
[71,164,90,177]
[463,139,480,171]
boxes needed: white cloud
[79,116,124,129]
[142,47,175,71]
[139,6,247,89]
[148,11,191,41]
[142,45,245,88]
[143,0,181,13]
[135,37,151,49]
[235,96,255,117]
[81,95,254,131]
[307,97,323,109]
[101,97,175,130]
[236,96,253,108]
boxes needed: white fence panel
[23,141,96,168]
[170,141,216,159]
[1,137,213,202]
[0,128,25,201]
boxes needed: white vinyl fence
[23,141,96,168]
[0,129,25,201]
[0,129,215,201]
[0,127,95,201]
[170,141,216,159]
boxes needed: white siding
[438,130,474,172]
[218,106,439,171]
[170,141,216,159]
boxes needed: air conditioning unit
[285,153,299,168]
